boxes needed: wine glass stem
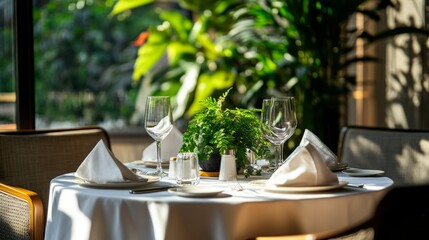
[156,141,163,176]
[274,144,282,170]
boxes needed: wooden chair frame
[0,182,44,240]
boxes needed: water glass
[176,152,200,186]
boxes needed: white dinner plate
[76,176,160,189]
[168,187,223,197]
[342,169,384,177]
[249,180,348,193]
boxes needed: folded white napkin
[267,142,338,187]
[299,129,337,166]
[142,126,183,162]
[75,140,144,183]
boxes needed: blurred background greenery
[32,0,151,127]
[108,0,423,152]
[0,0,422,156]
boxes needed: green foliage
[0,26,14,93]
[111,0,240,119]
[180,89,270,170]
[243,165,262,178]
[33,0,159,125]
[110,0,429,152]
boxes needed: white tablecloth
[44,172,393,240]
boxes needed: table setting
[66,120,390,198]
[68,94,389,196]
[45,95,394,240]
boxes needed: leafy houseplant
[180,89,270,171]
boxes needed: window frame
[14,0,35,130]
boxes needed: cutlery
[130,168,148,175]
[129,186,173,194]
[227,179,244,191]
[347,183,364,188]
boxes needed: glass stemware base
[145,169,168,177]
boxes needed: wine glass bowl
[145,116,173,141]
[144,96,173,177]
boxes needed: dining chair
[0,182,44,240]
[0,126,111,217]
[337,126,429,186]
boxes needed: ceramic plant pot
[198,150,221,172]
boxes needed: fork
[130,168,148,175]
[227,178,244,191]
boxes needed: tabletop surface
[45,171,393,240]
[48,171,393,200]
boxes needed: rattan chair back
[337,126,429,186]
[0,182,44,240]
[0,126,110,217]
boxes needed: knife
[347,183,364,188]
[129,186,174,194]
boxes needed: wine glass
[144,96,174,177]
[261,97,297,170]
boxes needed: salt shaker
[168,157,177,180]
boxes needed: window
[0,0,16,131]
[33,0,156,130]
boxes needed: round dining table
[44,171,393,240]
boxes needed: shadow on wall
[385,7,428,129]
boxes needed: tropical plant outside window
[33,0,162,129]
[0,0,15,127]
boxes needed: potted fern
[180,89,270,172]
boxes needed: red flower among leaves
[134,31,149,47]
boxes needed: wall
[350,0,429,130]
[109,127,153,163]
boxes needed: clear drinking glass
[176,152,200,186]
[144,96,174,177]
[261,97,297,170]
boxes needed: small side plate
[168,187,223,198]
[342,169,384,177]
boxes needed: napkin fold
[267,142,338,187]
[75,140,144,183]
[142,126,183,162]
[299,129,337,166]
